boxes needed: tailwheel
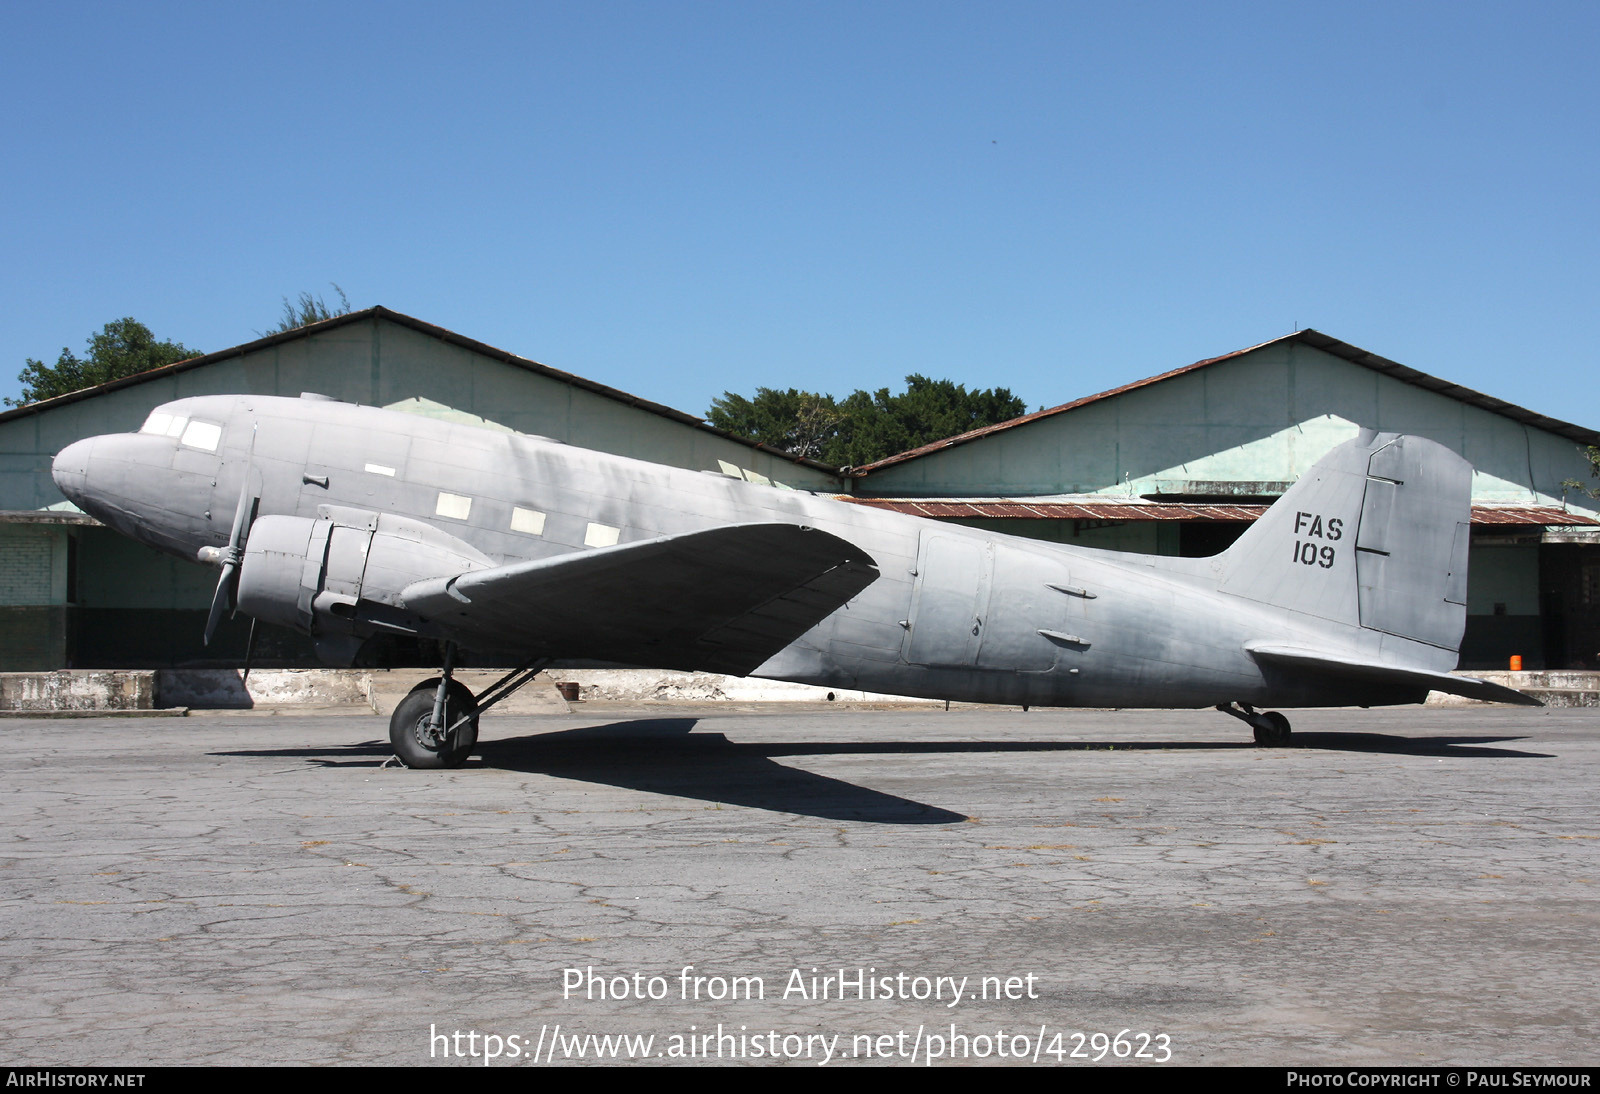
[390,677,478,769]
[1252,710,1291,747]
[1217,702,1293,748]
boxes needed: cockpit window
[140,411,187,437]
[139,411,221,451]
[180,420,222,452]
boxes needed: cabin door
[904,533,993,667]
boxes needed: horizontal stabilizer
[1245,642,1542,707]
[401,523,879,675]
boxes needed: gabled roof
[855,329,1600,474]
[0,306,839,473]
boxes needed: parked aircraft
[51,393,1536,766]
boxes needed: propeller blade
[203,424,259,647]
[241,618,258,684]
[203,561,236,646]
[227,475,254,550]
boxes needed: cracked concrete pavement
[1,704,1596,1066]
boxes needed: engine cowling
[236,505,494,640]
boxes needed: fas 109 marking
[1293,510,1343,569]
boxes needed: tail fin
[1218,431,1472,655]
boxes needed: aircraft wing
[1244,642,1542,706]
[399,523,879,675]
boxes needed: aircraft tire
[390,679,479,769]
[1251,711,1292,747]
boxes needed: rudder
[1350,434,1471,651]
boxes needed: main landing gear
[387,645,550,769]
[1216,701,1292,747]
[391,676,478,769]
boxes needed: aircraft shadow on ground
[474,719,966,823]
[1274,731,1551,758]
[210,718,1550,823]
[212,720,966,824]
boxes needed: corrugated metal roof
[1468,506,1599,525]
[837,497,1600,526]
[854,329,1600,473]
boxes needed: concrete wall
[0,670,154,711]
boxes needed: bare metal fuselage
[54,393,1462,710]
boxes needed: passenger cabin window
[435,492,472,520]
[510,507,546,535]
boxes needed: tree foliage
[8,318,201,407]
[707,375,1027,467]
[267,283,351,334]
[705,388,846,462]
[1561,445,1600,500]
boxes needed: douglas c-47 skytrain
[52,392,1536,767]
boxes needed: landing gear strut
[1216,702,1292,747]
[387,645,550,769]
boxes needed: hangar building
[2,313,1595,673]
[844,330,1600,670]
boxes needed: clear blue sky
[4,1,1597,431]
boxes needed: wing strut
[444,652,553,734]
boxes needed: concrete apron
[3,668,1593,713]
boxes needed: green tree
[266,283,351,334]
[8,318,201,407]
[1561,445,1600,500]
[705,388,845,461]
[707,375,1026,468]
[827,375,1027,467]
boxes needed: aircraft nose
[51,433,157,520]
[52,437,94,502]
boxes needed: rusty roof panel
[1471,506,1600,525]
[836,497,1599,526]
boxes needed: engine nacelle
[236,505,494,639]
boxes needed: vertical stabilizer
[1218,432,1472,653]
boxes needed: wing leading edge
[399,523,879,675]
